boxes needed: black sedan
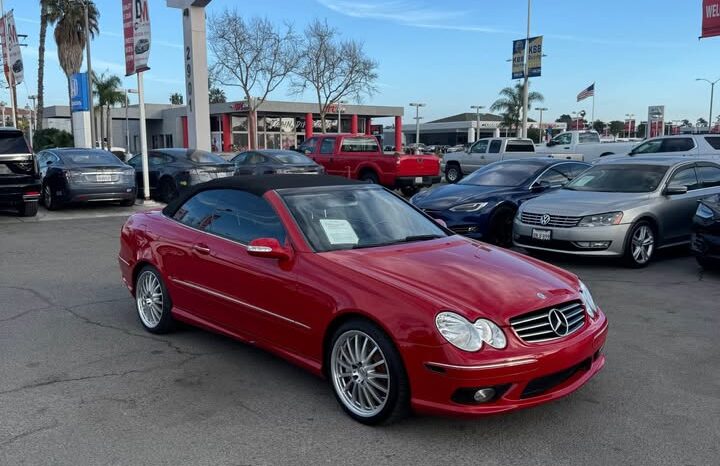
[411,159,590,246]
[37,148,136,210]
[691,194,720,268]
[127,149,234,202]
[231,149,324,176]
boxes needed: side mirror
[247,238,293,261]
[665,185,688,195]
[546,140,556,147]
[303,149,312,155]
[433,218,447,228]
[530,180,552,192]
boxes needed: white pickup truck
[536,130,637,161]
[442,137,583,183]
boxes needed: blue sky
[7,0,720,124]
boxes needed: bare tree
[292,19,378,133]
[208,11,296,149]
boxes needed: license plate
[532,229,552,241]
[96,174,112,182]
[414,176,423,184]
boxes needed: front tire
[328,319,410,425]
[158,178,179,203]
[623,221,655,268]
[135,266,174,334]
[445,164,462,184]
[359,171,379,184]
[487,206,516,247]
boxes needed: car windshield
[459,162,540,187]
[281,187,448,252]
[185,150,227,164]
[564,164,668,192]
[272,153,313,164]
[62,151,120,165]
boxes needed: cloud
[15,16,40,25]
[316,0,466,24]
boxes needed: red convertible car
[118,175,608,424]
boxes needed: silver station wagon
[513,156,720,267]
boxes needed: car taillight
[64,170,84,183]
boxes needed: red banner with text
[702,0,720,38]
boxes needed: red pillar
[365,117,372,135]
[305,113,314,139]
[181,116,189,148]
[350,114,358,134]
[222,114,232,151]
[394,116,402,152]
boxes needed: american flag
[577,83,595,102]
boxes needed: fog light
[473,388,495,402]
[467,226,478,232]
[574,241,610,249]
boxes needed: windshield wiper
[389,234,445,245]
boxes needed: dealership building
[43,100,404,153]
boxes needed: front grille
[521,212,581,228]
[510,301,586,343]
[450,225,477,234]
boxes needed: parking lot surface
[1,212,719,465]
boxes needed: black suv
[0,128,40,217]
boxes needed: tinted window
[506,141,535,152]
[186,150,226,164]
[566,165,668,192]
[578,133,600,144]
[172,191,217,229]
[61,151,120,165]
[697,166,720,188]
[553,133,572,145]
[537,168,570,187]
[320,138,336,154]
[244,153,267,165]
[127,155,141,167]
[470,140,489,153]
[273,152,314,164]
[231,152,248,164]
[632,140,663,154]
[149,155,168,167]
[204,190,286,244]
[668,167,700,190]
[488,140,502,153]
[0,131,30,154]
[298,137,318,153]
[704,137,720,150]
[661,138,694,152]
[460,161,541,187]
[555,162,590,179]
[340,137,379,153]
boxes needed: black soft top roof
[163,174,362,217]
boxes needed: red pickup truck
[298,134,441,195]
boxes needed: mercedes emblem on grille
[548,308,570,336]
[540,214,551,226]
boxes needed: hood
[320,237,580,325]
[520,189,650,216]
[413,183,518,210]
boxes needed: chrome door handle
[193,243,211,255]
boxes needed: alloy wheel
[136,270,164,328]
[631,225,654,265]
[330,330,390,418]
[446,167,459,183]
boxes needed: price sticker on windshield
[319,219,359,245]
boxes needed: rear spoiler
[0,153,34,162]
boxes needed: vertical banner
[512,39,526,79]
[527,36,543,77]
[123,0,151,76]
[70,73,90,112]
[702,1,720,38]
[0,11,24,86]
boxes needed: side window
[488,140,502,153]
[704,137,720,150]
[470,140,489,153]
[555,163,589,180]
[506,141,535,152]
[320,138,336,154]
[578,132,600,144]
[203,190,286,244]
[37,152,47,165]
[668,167,700,191]
[127,156,141,168]
[697,165,720,188]
[537,168,570,187]
[553,133,572,145]
[245,153,267,165]
[632,140,663,154]
[298,137,318,154]
[172,191,217,230]
[661,138,694,153]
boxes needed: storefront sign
[527,36,542,77]
[232,102,248,111]
[0,11,24,86]
[70,73,90,112]
[123,0,151,76]
[512,39,525,79]
[702,0,720,38]
[281,118,295,132]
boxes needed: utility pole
[535,107,548,143]
[470,105,484,143]
[521,0,532,138]
[84,0,95,148]
[409,102,426,154]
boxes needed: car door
[486,139,503,164]
[552,132,573,151]
[185,189,308,346]
[317,137,338,175]
[465,139,489,171]
[659,164,703,243]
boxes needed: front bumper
[513,218,631,257]
[395,176,442,188]
[404,312,608,417]
[419,207,492,240]
[691,231,720,260]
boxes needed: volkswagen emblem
[540,214,551,226]
[536,292,547,300]
[548,308,570,336]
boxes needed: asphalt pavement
[0,209,718,465]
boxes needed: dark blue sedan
[411,159,590,246]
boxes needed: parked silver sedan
[513,157,720,267]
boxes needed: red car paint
[298,134,441,189]
[119,192,607,417]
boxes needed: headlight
[579,281,599,319]
[449,202,488,212]
[696,203,714,219]
[435,312,506,351]
[578,211,623,227]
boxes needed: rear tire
[445,164,462,184]
[42,182,61,210]
[134,265,175,334]
[18,201,38,217]
[158,178,179,203]
[623,221,655,268]
[359,171,379,184]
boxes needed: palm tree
[170,93,184,105]
[37,0,65,130]
[52,0,100,128]
[93,72,124,149]
[490,83,544,136]
[209,87,227,104]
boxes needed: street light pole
[696,78,719,133]
[409,102,426,154]
[470,105,484,142]
[521,0,532,138]
[534,107,548,143]
[125,88,138,152]
[82,0,95,148]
